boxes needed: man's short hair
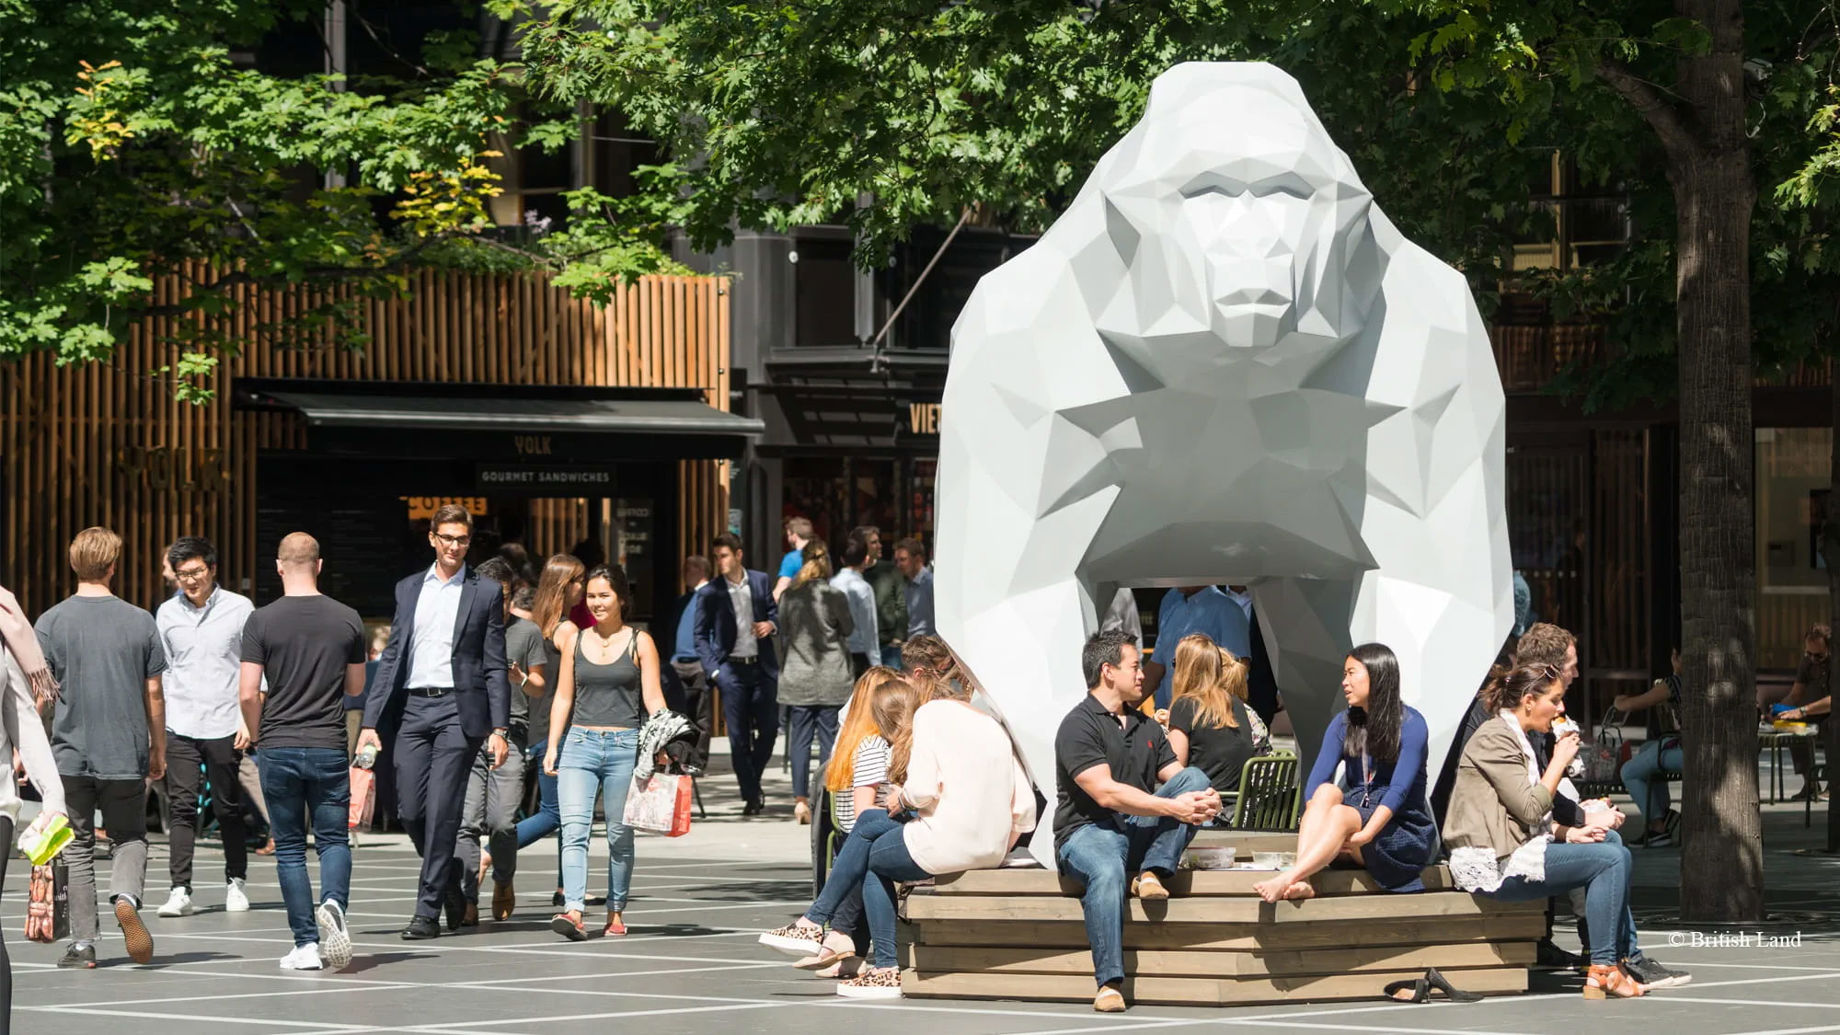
[167,536,218,573]
[68,526,122,582]
[785,516,813,540]
[1082,629,1138,689]
[1514,622,1576,670]
[431,504,473,530]
[842,528,873,568]
[476,556,516,587]
[277,532,321,567]
[894,537,926,560]
[1809,624,1832,646]
[683,554,711,578]
[712,532,744,555]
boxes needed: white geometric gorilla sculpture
[935,62,1512,867]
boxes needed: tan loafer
[1094,985,1127,1012]
[1131,871,1169,900]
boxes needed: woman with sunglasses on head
[1252,643,1438,904]
[544,564,665,940]
[1445,662,1689,997]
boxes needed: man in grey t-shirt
[454,559,548,924]
[35,526,168,969]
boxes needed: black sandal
[1383,967,1484,1003]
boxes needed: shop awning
[235,379,762,462]
[258,390,764,438]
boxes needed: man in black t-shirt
[1053,630,1219,1013]
[240,533,367,973]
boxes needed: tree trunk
[1827,376,1840,852]
[1673,0,1762,923]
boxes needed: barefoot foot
[1252,873,1294,904]
[1281,880,1316,901]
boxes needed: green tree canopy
[0,0,684,397]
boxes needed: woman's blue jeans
[558,728,638,913]
[1483,831,1637,966]
[1621,740,1684,823]
[516,739,562,885]
[862,825,932,968]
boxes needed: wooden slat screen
[0,268,732,616]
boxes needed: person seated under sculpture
[1444,662,1690,997]
[1054,630,1221,1013]
[1616,647,1684,847]
[761,664,1036,999]
[1164,634,1264,798]
[1252,643,1438,903]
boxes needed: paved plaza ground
[11,753,1840,1035]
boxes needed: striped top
[836,734,890,833]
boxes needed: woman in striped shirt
[760,670,918,973]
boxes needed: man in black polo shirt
[1055,629,1220,1013]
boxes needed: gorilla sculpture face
[935,63,1512,867]
[1095,86,1377,372]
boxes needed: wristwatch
[492,727,508,738]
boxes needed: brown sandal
[1584,963,1645,999]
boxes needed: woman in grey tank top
[542,565,665,941]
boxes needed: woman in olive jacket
[778,542,856,824]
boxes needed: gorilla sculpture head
[935,63,1512,866]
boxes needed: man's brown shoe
[492,881,516,921]
[115,897,153,964]
[1094,986,1127,1012]
[1131,871,1169,901]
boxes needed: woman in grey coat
[778,542,855,825]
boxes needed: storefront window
[1756,427,1831,669]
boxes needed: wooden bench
[898,832,1541,1006]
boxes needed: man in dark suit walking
[358,504,511,939]
[694,533,779,815]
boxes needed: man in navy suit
[694,532,779,815]
[358,504,511,939]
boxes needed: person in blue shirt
[774,517,814,602]
[1252,642,1438,903]
[666,555,713,769]
[1143,587,1248,709]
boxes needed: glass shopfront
[1757,427,1832,670]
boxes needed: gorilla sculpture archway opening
[934,62,1513,867]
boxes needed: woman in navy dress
[1252,642,1438,902]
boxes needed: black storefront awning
[236,378,763,462]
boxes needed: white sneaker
[157,887,194,918]
[279,943,323,970]
[315,900,352,969]
[225,878,250,912]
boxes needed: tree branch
[1595,57,1703,160]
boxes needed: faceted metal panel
[935,62,1512,866]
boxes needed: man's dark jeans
[715,659,778,804]
[259,746,351,947]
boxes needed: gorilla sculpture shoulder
[935,62,1512,866]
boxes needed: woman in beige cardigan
[1443,663,1686,999]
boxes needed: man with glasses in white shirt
[360,505,512,939]
[155,537,256,918]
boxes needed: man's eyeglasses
[434,534,471,548]
[173,567,211,583]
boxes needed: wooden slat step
[1190,830,1298,853]
[934,865,1456,896]
[905,940,1534,977]
[904,913,1548,951]
[900,965,1529,1005]
[905,888,1543,925]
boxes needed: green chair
[1228,753,1302,831]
